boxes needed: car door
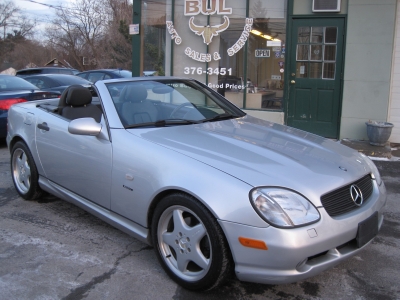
[35,108,112,209]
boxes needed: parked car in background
[76,69,132,83]
[143,71,157,76]
[16,67,80,77]
[23,74,92,94]
[6,77,386,291]
[0,74,60,138]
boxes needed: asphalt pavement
[0,138,399,299]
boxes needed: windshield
[0,75,38,91]
[106,79,245,127]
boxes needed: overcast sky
[14,0,70,21]
[12,0,70,35]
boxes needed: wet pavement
[0,138,399,299]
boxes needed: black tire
[151,193,232,291]
[11,141,43,200]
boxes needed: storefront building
[132,0,399,142]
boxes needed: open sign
[255,49,270,58]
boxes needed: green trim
[170,0,175,76]
[132,0,141,77]
[243,0,250,108]
[287,0,294,17]
[284,1,293,124]
[206,14,210,85]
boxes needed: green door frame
[284,1,347,139]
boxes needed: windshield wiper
[200,113,238,123]
[125,119,200,129]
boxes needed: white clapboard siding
[389,0,400,143]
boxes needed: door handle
[290,80,296,84]
[37,122,50,131]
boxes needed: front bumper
[219,180,387,285]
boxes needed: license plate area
[356,211,379,248]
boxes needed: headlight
[250,188,320,228]
[360,153,382,186]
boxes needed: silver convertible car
[6,78,386,291]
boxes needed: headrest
[58,85,85,108]
[121,85,148,103]
[65,87,92,106]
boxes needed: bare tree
[0,0,36,39]
[0,0,37,70]
[46,0,112,70]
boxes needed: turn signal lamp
[238,237,268,250]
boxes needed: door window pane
[296,26,338,80]
[311,27,323,43]
[323,63,335,79]
[297,45,309,61]
[298,27,310,43]
[324,45,336,61]
[310,45,323,61]
[325,27,337,43]
[310,63,322,79]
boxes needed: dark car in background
[0,75,60,138]
[16,67,80,77]
[23,74,92,94]
[76,69,132,83]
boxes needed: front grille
[320,174,373,217]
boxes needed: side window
[104,74,112,80]
[76,73,87,80]
[41,77,55,88]
[25,78,40,88]
[88,73,105,83]
[59,69,73,75]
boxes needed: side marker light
[238,237,268,250]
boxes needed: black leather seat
[119,85,158,125]
[60,86,102,122]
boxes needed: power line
[21,0,62,9]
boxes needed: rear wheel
[11,141,43,200]
[151,193,232,291]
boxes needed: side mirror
[68,117,102,136]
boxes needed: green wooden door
[287,18,345,138]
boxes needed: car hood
[129,116,371,206]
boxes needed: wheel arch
[147,189,200,234]
[8,135,25,154]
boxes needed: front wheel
[11,141,43,200]
[151,193,232,291]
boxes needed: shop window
[150,0,287,112]
[246,0,287,111]
[142,0,167,76]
